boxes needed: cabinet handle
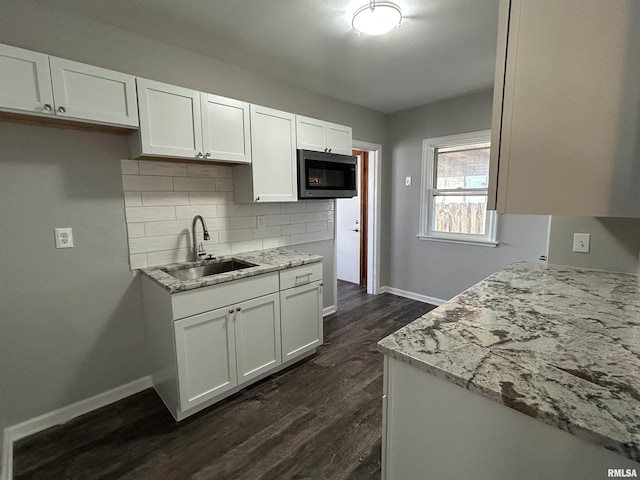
[43,103,52,112]
[295,273,311,279]
[205,152,211,158]
[57,106,66,113]
[236,307,241,312]
[196,152,204,158]
[255,197,260,201]
[229,309,234,314]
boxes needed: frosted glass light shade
[352,2,402,36]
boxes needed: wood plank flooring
[13,281,435,480]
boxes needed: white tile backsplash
[173,177,216,192]
[142,192,189,207]
[188,192,227,205]
[121,159,335,269]
[125,206,176,223]
[139,161,187,177]
[122,175,173,192]
[120,159,139,175]
[123,192,142,207]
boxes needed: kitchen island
[378,262,640,480]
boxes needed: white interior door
[336,154,360,284]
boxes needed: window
[418,130,497,246]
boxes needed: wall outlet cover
[405,176,412,186]
[55,227,74,248]
[572,233,590,253]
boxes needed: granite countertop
[141,248,322,293]
[378,262,640,461]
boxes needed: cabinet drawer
[171,272,279,320]
[279,263,322,290]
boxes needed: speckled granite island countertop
[378,262,640,461]
[141,248,322,293]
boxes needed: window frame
[418,129,498,247]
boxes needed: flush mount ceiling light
[352,1,402,36]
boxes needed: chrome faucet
[191,215,210,262]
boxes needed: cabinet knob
[255,197,260,201]
[236,307,241,312]
[205,152,211,158]
[324,148,328,152]
[328,148,332,153]
[196,152,204,158]
[43,103,52,112]
[229,309,234,314]
[57,106,66,113]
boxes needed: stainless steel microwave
[297,149,357,199]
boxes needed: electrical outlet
[405,176,412,186]
[572,233,590,253]
[55,227,74,249]
[257,216,265,229]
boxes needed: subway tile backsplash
[120,159,335,269]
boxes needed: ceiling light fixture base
[352,1,403,36]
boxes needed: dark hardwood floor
[14,281,435,480]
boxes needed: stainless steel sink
[162,259,257,281]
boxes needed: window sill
[416,234,499,248]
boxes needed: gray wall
[0,121,148,435]
[384,90,550,300]
[548,216,640,274]
[0,0,387,467]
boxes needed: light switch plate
[55,227,74,249]
[572,233,590,253]
[405,176,412,186]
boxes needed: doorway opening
[335,141,381,296]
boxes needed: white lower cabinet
[174,307,237,411]
[234,293,282,384]
[280,281,323,362]
[142,263,323,421]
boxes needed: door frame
[336,139,381,295]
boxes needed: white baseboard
[323,305,337,317]
[380,286,446,306]
[1,376,152,480]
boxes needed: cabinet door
[250,105,298,202]
[49,57,138,127]
[280,281,323,362]
[326,122,353,155]
[137,78,203,159]
[234,292,282,384]
[201,93,251,163]
[174,307,237,411]
[491,0,640,217]
[0,44,54,115]
[296,115,326,152]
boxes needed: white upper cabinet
[489,0,640,217]
[296,115,352,155]
[0,44,54,115]
[49,57,138,127]
[201,93,251,163]
[234,105,298,203]
[0,44,137,127]
[325,122,353,155]
[136,78,203,159]
[135,80,251,163]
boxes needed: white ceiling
[43,0,500,114]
